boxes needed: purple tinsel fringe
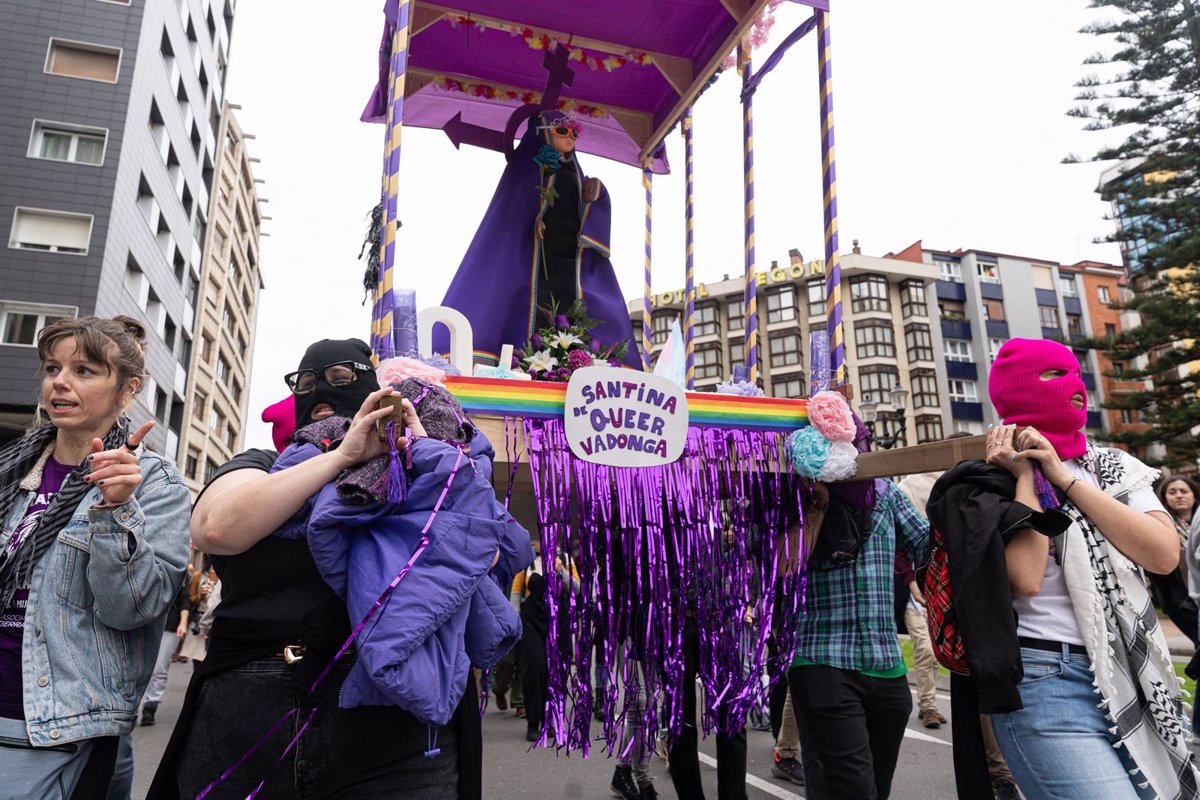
[516,418,808,757]
[1032,463,1060,510]
[385,421,408,504]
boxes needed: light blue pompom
[788,426,830,478]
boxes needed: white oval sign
[564,367,689,467]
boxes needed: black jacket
[927,461,1071,714]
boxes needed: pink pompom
[807,391,856,443]
[376,356,447,388]
[261,395,295,453]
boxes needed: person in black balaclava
[149,338,486,800]
[288,338,380,429]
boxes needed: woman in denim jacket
[0,316,190,799]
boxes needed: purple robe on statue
[436,114,641,368]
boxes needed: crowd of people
[0,317,1197,800]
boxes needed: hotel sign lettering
[649,260,825,307]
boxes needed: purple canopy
[363,0,827,171]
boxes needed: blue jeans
[992,646,1152,800]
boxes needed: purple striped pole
[818,12,844,386]
[374,1,412,360]
[641,167,653,371]
[740,46,758,384]
[683,109,696,389]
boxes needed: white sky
[225,0,1123,449]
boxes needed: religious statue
[436,109,641,368]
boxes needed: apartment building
[175,103,263,493]
[0,0,237,457]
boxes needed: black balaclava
[292,338,379,428]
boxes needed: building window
[231,379,243,405]
[773,378,805,399]
[695,347,722,381]
[900,280,927,319]
[45,39,122,83]
[769,333,802,368]
[0,302,75,346]
[989,337,1008,362]
[1104,323,1117,340]
[651,313,673,347]
[193,389,207,420]
[944,339,971,362]
[849,275,890,314]
[915,414,944,444]
[1112,361,1125,377]
[216,352,230,384]
[695,304,719,337]
[1120,408,1135,424]
[766,287,797,324]
[905,323,934,363]
[185,450,199,481]
[982,301,1005,322]
[1066,314,1083,336]
[222,303,235,330]
[28,121,107,166]
[806,279,825,317]
[1038,305,1060,329]
[854,321,896,360]
[727,300,744,332]
[948,379,979,403]
[204,458,219,485]
[1098,285,1111,304]
[209,406,222,432]
[1059,274,1078,296]
[225,423,236,449]
[730,340,744,366]
[859,365,900,405]
[938,260,963,283]
[910,369,939,409]
[976,262,1000,283]
[8,208,92,254]
[200,334,214,362]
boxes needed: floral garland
[518,300,629,382]
[446,15,653,73]
[722,0,785,70]
[431,76,608,119]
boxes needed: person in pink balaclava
[981,339,1198,800]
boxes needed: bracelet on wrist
[1063,477,1080,498]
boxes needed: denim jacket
[0,446,190,746]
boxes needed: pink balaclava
[988,338,1088,460]
[261,395,296,453]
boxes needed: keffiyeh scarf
[1057,445,1200,799]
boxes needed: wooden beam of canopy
[640,0,772,162]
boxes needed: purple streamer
[518,419,808,757]
[1032,463,1060,510]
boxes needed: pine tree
[1067,0,1200,467]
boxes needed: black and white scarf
[1057,445,1200,799]
[0,419,129,610]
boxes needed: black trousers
[950,672,996,800]
[668,617,748,800]
[788,664,912,800]
[520,628,547,733]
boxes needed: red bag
[922,528,970,675]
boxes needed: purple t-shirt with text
[0,457,74,719]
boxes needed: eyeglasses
[283,361,373,395]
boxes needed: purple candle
[394,288,419,358]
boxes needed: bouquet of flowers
[518,299,629,382]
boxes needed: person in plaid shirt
[788,478,930,800]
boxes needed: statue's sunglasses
[284,361,373,395]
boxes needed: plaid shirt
[794,480,930,673]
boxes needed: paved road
[131,661,956,799]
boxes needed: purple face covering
[988,338,1088,460]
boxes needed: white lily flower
[549,332,583,349]
[525,349,559,372]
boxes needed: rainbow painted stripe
[444,377,808,432]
